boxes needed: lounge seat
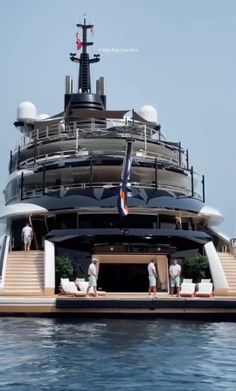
[179,282,196,297]
[195,282,213,297]
[60,279,86,297]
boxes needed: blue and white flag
[118,141,133,216]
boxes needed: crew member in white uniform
[147,259,158,298]
[169,259,181,297]
[86,257,98,297]
[21,223,33,252]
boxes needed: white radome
[136,105,158,123]
[17,101,37,122]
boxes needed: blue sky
[0,0,235,236]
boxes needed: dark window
[79,214,157,229]
[98,263,149,292]
[56,214,77,229]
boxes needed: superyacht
[0,20,235,315]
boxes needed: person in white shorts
[86,257,98,297]
[147,259,158,298]
[169,259,181,297]
[21,223,33,252]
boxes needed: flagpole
[118,140,133,217]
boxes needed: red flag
[76,32,83,50]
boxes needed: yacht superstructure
[0,19,235,301]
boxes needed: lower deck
[1,294,236,320]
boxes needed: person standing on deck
[148,259,158,298]
[21,223,33,252]
[86,257,98,297]
[169,259,181,297]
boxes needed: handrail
[0,235,9,286]
[19,148,180,168]
[12,119,189,173]
[205,227,231,253]
[0,235,7,278]
[21,182,201,200]
[14,119,176,152]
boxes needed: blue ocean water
[0,318,236,391]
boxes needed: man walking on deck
[169,259,181,297]
[86,257,98,297]
[148,259,158,298]
[21,223,33,252]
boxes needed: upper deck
[11,118,187,170]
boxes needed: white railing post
[91,118,95,132]
[76,127,79,155]
[144,124,147,157]
[44,240,55,295]
[73,121,76,137]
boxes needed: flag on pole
[76,32,83,50]
[118,141,133,216]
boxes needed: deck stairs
[218,252,236,295]
[1,250,44,295]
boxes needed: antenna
[70,18,100,93]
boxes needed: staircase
[218,252,236,295]
[2,250,44,295]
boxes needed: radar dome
[37,114,50,120]
[17,101,37,122]
[136,105,158,123]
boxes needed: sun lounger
[195,282,213,297]
[60,279,86,297]
[179,282,196,297]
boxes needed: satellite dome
[136,105,158,123]
[37,113,50,120]
[17,101,37,122]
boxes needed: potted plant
[55,256,74,293]
[181,255,210,283]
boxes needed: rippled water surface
[0,317,236,390]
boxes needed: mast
[70,18,100,93]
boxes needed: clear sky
[0,0,235,236]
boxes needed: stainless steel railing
[21,181,201,200]
[14,119,163,150]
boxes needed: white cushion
[76,278,85,282]
[61,278,69,284]
[75,278,94,293]
[183,279,192,283]
[180,283,196,294]
[62,281,78,294]
[79,282,89,292]
[197,283,213,293]
[201,279,211,283]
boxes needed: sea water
[0,317,236,391]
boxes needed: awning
[46,228,211,245]
[0,203,48,220]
